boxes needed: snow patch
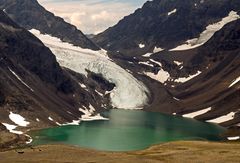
[174,71,201,83]
[227,136,240,141]
[79,107,108,121]
[207,112,235,123]
[30,29,149,110]
[48,117,54,121]
[174,61,183,66]
[62,119,81,126]
[95,90,103,96]
[144,69,170,83]
[2,123,23,134]
[8,68,34,92]
[168,9,177,16]
[139,61,154,67]
[9,112,29,127]
[139,43,145,48]
[229,76,240,88]
[170,11,240,51]
[142,53,152,57]
[79,83,87,88]
[183,107,211,118]
[149,59,162,67]
[25,134,33,144]
[173,97,180,101]
[153,47,164,53]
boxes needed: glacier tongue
[30,29,149,109]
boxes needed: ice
[9,112,30,127]
[170,11,240,51]
[183,107,211,118]
[30,29,149,110]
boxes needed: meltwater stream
[31,110,226,151]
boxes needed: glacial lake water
[31,109,226,151]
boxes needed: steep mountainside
[92,0,240,129]
[0,10,106,137]
[0,0,99,50]
[93,0,240,56]
[107,18,240,128]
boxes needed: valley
[0,0,239,162]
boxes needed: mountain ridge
[0,0,100,50]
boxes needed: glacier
[30,29,149,109]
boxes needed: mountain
[0,0,99,50]
[93,0,240,56]
[91,0,240,128]
[0,10,109,142]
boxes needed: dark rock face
[0,0,99,50]
[0,10,105,130]
[0,123,6,131]
[93,0,240,55]
[0,10,73,93]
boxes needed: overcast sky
[38,0,147,34]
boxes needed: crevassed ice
[30,29,149,109]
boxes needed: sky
[38,0,147,34]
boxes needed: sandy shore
[0,141,240,163]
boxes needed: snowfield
[30,29,149,110]
[170,11,240,51]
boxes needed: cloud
[38,0,146,34]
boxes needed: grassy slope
[0,141,240,163]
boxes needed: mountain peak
[0,0,100,50]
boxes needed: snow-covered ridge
[30,29,149,110]
[170,11,240,51]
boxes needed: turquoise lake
[31,109,226,151]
